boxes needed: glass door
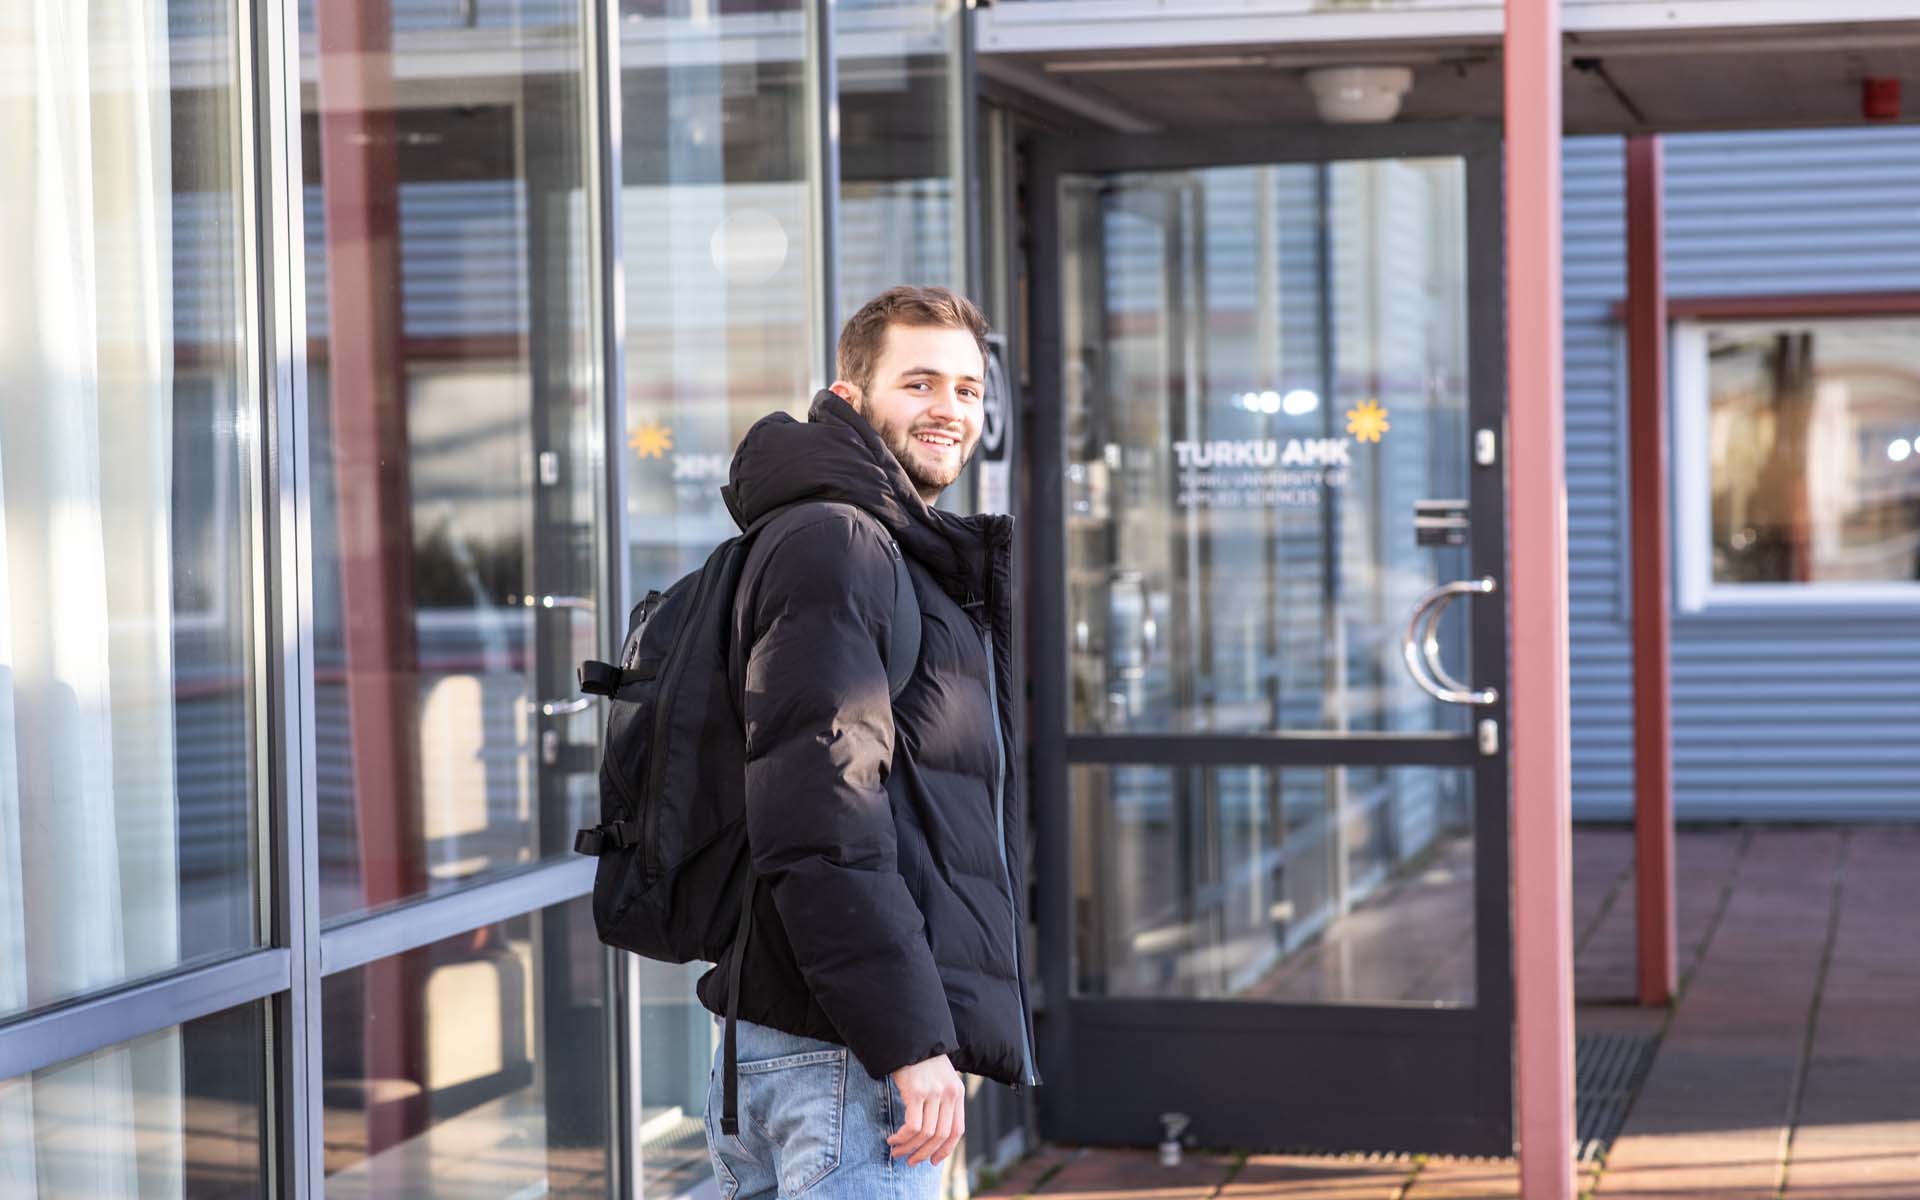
[1030,122,1510,1155]
[299,3,613,1189]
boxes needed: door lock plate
[1414,499,1469,547]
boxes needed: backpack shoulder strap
[884,540,921,701]
[736,502,922,699]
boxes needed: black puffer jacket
[695,391,1038,1088]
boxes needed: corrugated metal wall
[1562,137,1634,820]
[1564,128,1920,822]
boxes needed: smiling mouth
[913,431,960,451]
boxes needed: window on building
[299,0,601,921]
[0,1003,269,1194]
[1679,316,1920,593]
[0,0,261,1026]
[320,899,608,1197]
[837,0,969,320]
[6,0,974,1191]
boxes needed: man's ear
[828,381,859,405]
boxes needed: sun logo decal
[628,421,674,459]
[1345,399,1390,444]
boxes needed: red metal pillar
[1625,136,1678,1008]
[1505,1,1576,1196]
[316,0,427,1157]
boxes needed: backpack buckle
[578,660,622,696]
[573,819,642,856]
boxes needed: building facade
[2,1,1917,1196]
[1563,128,1920,821]
[3,2,983,1196]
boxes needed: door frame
[1026,118,1513,1156]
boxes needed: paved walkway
[978,826,1920,1200]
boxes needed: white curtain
[0,1,185,1196]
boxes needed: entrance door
[1029,122,1510,1155]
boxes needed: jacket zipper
[979,621,1039,1087]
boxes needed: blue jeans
[703,1019,946,1200]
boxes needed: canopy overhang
[978,0,1920,134]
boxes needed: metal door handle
[1401,577,1498,706]
[1417,588,1476,699]
[526,594,598,717]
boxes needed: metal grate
[642,1113,710,1155]
[1576,1032,1658,1162]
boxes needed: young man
[700,286,1038,1199]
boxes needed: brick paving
[1223,1155,1414,1198]
[978,826,1920,1200]
[1777,828,1920,1200]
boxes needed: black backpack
[571,501,920,1133]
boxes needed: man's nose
[926,387,964,424]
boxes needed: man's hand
[887,1054,965,1167]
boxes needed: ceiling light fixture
[1304,65,1414,124]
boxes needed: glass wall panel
[616,9,824,1187]
[837,0,966,319]
[0,1002,269,1197]
[637,961,718,1197]
[0,0,260,1019]
[618,0,817,595]
[322,896,609,1196]
[1071,764,1475,1006]
[1061,160,1472,735]
[1701,317,1920,584]
[299,0,602,920]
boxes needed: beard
[865,407,977,500]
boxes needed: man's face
[833,324,986,504]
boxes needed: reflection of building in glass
[1700,320,1920,584]
[1073,765,1475,1006]
[8,0,1920,1192]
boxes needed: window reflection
[1062,161,1472,736]
[637,961,720,1197]
[1705,318,1920,584]
[301,0,601,920]
[0,1003,268,1198]
[0,0,259,1020]
[1072,765,1475,1006]
[322,898,609,1197]
[838,0,966,317]
[614,0,970,603]
[616,9,839,1185]
[619,0,816,595]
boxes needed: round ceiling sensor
[1305,65,1415,124]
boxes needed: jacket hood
[721,391,1010,603]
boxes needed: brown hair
[835,286,990,399]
